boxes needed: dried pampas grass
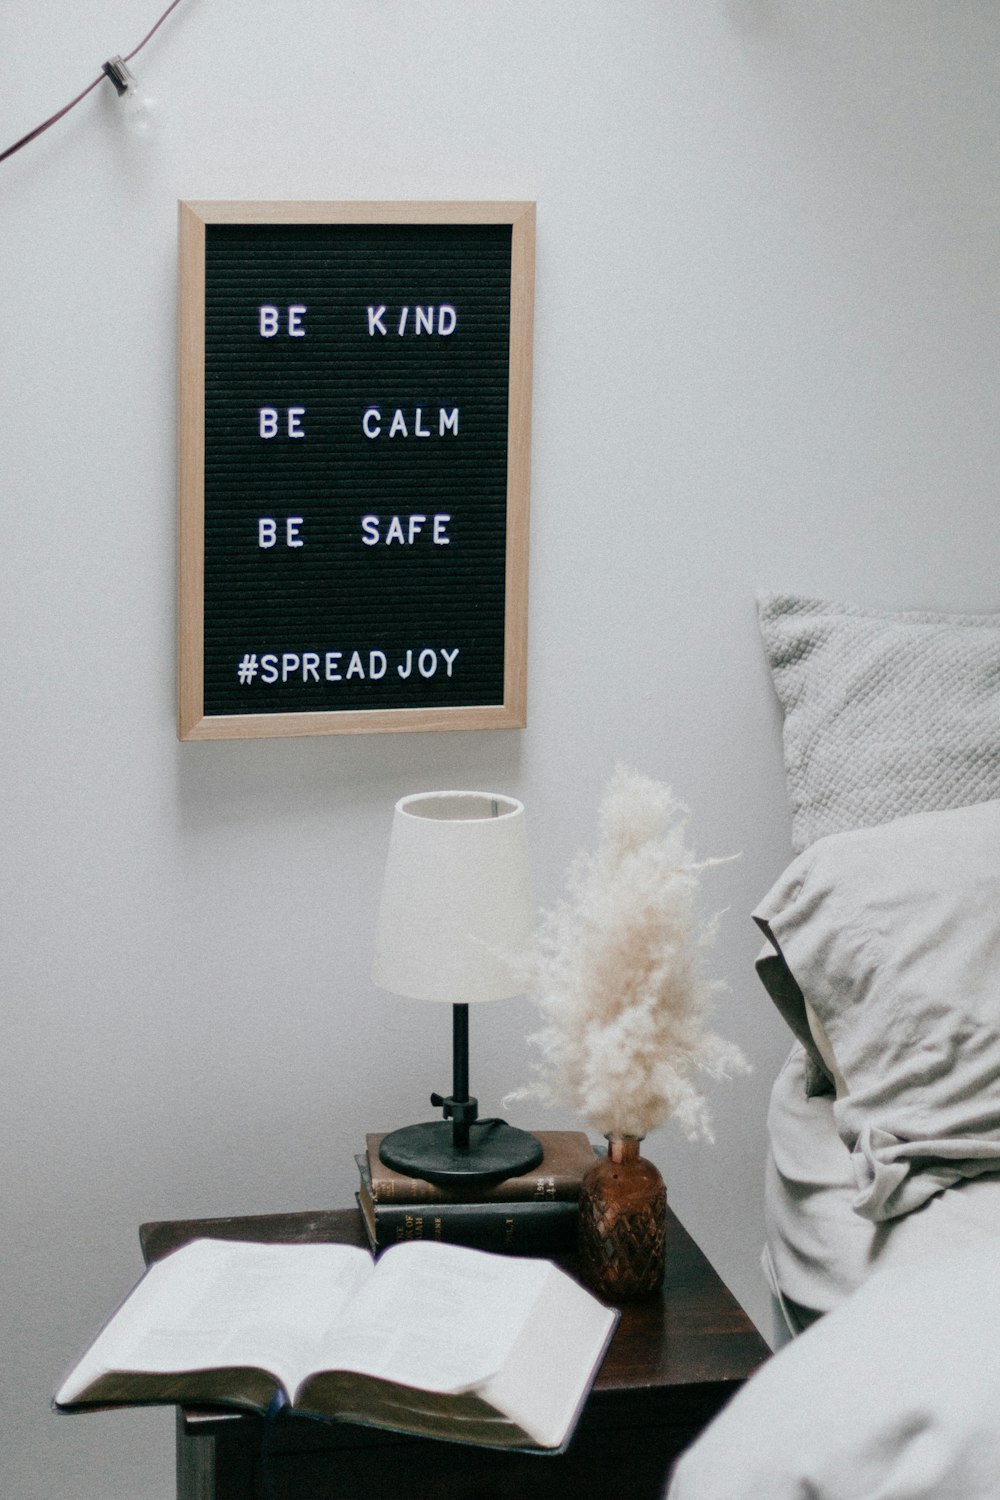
[517,765,749,1142]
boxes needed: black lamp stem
[378,993,543,1184]
[452,1003,470,1148]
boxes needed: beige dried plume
[517,765,749,1142]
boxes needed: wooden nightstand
[140,1205,769,1500]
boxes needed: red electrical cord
[0,0,188,166]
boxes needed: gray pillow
[754,800,1000,1223]
[758,592,1000,853]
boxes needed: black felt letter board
[178,203,533,740]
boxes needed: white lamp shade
[371,791,533,1003]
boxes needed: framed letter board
[178,200,534,740]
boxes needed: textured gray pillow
[758,593,1000,853]
[754,800,1000,1223]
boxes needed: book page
[56,1239,373,1407]
[300,1375,532,1448]
[480,1261,618,1449]
[303,1240,551,1396]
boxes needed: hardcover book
[365,1130,597,1204]
[54,1236,617,1453]
[356,1157,579,1254]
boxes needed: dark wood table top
[140,1203,769,1399]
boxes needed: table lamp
[371,790,543,1187]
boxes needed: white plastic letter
[361,516,380,545]
[369,651,387,680]
[346,651,365,680]
[282,653,300,682]
[386,516,405,545]
[325,652,343,681]
[362,408,381,438]
[398,306,409,335]
[439,407,459,436]
[408,515,426,543]
[287,407,305,438]
[261,654,279,683]
[418,649,437,679]
[415,306,434,336]
[288,305,306,336]
[397,650,413,678]
[367,305,387,336]
[414,408,430,438]
[259,306,279,338]
[433,515,451,544]
[259,407,279,439]
[302,652,320,682]
[258,518,277,548]
[438,305,457,336]
[388,409,408,438]
[440,647,459,676]
[286,517,303,547]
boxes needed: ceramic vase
[577,1135,666,1299]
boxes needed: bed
[665,593,1000,1498]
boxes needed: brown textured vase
[577,1136,667,1299]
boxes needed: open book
[54,1237,618,1452]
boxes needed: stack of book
[356,1130,598,1254]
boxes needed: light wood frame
[177,200,534,741]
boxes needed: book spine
[369,1199,579,1254]
[372,1176,582,1206]
[365,1136,596,1205]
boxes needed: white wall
[2,3,998,1495]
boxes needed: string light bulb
[102,56,156,133]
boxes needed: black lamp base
[378,1120,544,1188]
